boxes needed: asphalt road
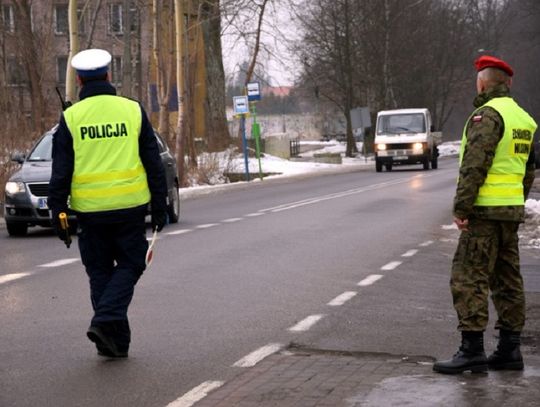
[0,157,489,406]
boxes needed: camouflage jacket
[453,84,536,222]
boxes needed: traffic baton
[145,230,158,267]
[58,212,72,248]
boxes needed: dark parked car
[3,127,180,236]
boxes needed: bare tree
[65,0,79,104]
[152,0,175,144]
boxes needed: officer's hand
[151,209,168,232]
[51,209,70,242]
[454,217,469,231]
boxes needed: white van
[374,108,441,172]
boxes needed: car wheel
[167,182,180,224]
[7,222,28,237]
[385,163,392,171]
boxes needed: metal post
[251,102,263,180]
[240,114,250,181]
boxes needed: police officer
[48,49,168,358]
[433,56,537,374]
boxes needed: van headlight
[5,182,26,196]
[376,144,387,151]
[413,142,424,151]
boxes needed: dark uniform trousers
[450,218,525,332]
[77,209,148,351]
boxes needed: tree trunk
[201,0,230,151]
[174,0,186,185]
[66,0,79,104]
[122,0,132,97]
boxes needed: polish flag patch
[472,115,483,122]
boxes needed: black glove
[51,208,70,243]
[151,209,168,232]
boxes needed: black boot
[488,330,523,370]
[433,332,488,374]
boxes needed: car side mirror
[10,152,25,164]
[430,125,435,132]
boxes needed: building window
[111,56,122,85]
[54,4,85,35]
[108,3,138,35]
[54,4,68,34]
[2,4,15,33]
[6,57,27,86]
[57,56,68,84]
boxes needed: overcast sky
[221,2,300,87]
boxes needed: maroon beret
[474,55,513,77]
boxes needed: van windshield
[27,134,53,161]
[377,114,426,134]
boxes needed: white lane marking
[245,212,264,217]
[196,223,218,229]
[222,217,243,223]
[260,177,428,213]
[419,240,434,247]
[166,381,224,407]
[381,261,402,271]
[288,314,324,332]
[166,229,193,236]
[401,249,418,257]
[327,291,357,306]
[0,273,32,285]
[442,224,458,230]
[358,274,384,286]
[232,343,283,367]
[38,258,79,268]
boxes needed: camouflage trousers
[450,218,525,332]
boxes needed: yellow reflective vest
[460,97,537,206]
[64,95,151,212]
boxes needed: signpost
[247,82,263,180]
[233,82,264,182]
[233,95,250,181]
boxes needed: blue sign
[233,96,249,114]
[247,82,261,101]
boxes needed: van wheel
[7,222,28,236]
[375,160,382,172]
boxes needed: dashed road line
[166,381,225,407]
[419,240,434,247]
[401,249,418,257]
[0,272,32,285]
[358,274,383,286]
[38,258,79,268]
[245,212,264,218]
[327,291,357,306]
[222,217,243,223]
[288,314,324,332]
[381,261,402,271]
[196,223,219,229]
[232,343,283,367]
[166,229,193,236]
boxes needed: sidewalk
[194,248,540,407]
[196,349,540,406]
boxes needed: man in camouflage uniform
[433,55,537,374]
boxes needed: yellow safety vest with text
[64,95,151,212]
[460,97,537,206]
